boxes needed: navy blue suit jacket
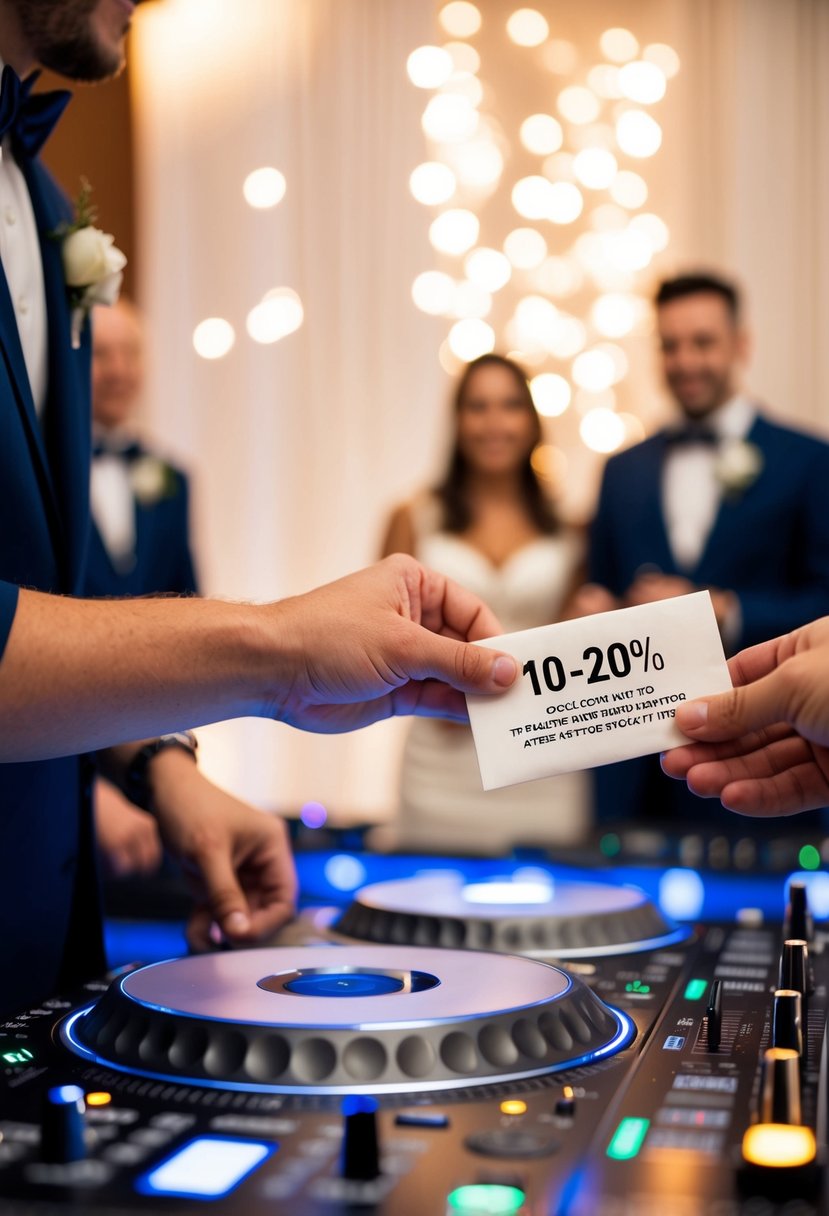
[588,413,829,824]
[85,452,198,599]
[0,156,104,1018]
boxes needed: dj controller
[1,842,828,1216]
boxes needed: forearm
[0,588,280,761]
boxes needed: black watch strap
[124,731,198,811]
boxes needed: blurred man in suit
[580,272,829,826]
[87,299,198,884]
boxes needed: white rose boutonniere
[130,455,176,507]
[54,179,127,350]
[715,438,764,496]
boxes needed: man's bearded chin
[14,1,125,83]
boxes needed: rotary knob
[41,1085,87,1164]
[785,882,813,944]
[772,989,803,1054]
[341,1096,380,1181]
[760,1047,801,1126]
[779,940,811,995]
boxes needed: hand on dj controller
[662,617,829,816]
[149,749,298,950]
[261,555,517,733]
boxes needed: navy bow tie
[0,66,71,159]
[665,424,719,447]
[92,440,142,461]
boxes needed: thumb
[675,669,794,741]
[195,848,252,940]
[407,629,517,694]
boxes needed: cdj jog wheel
[334,874,688,957]
[61,946,634,1095]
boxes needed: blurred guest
[87,299,197,598]
[575,272,829,827]
[381,354,587,853]
[87,299,197,889]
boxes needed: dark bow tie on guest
[664,422,720,447]
[0,66,71,159]
[92,438,143,461]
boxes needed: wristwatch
[124,731,198,812]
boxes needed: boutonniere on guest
[53,179,127,350]
[714,438,764,496]
[130,455,176,507]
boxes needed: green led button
[2,1048,33,1066]
[447,1184,525,1214]
[798,845,820,871]
[683,978,708,1001]
[607,1116,650,1160]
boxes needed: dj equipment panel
[1,861,827,1215]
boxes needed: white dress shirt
[662,395,756,571]
[90,428,138,570]
[0,57,48,416]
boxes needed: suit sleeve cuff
[0,580,19,660]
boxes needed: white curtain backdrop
[131,0,829,822]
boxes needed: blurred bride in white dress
[380,354,588,854]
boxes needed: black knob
[41,1085,86,1163]
[779,940,810,994]
[773,989,803,1054]
[760,1047,801,1125]
[341,1096,380,1181]
[705,980,723,1052]
[785,882,813,944]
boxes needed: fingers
[717,764,829,817]
[397,625,517,696]
[675,667,797,743]
[417,564,503,644]
[187,842,252,945]
[662,724,796,778]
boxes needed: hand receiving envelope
[466,591,732,791]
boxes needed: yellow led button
[85,1092,112,1107]
[742,1123,817,1168]
[499,1100,527,1117]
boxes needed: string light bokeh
[407,3,680,488]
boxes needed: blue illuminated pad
[135,1135,275,1200]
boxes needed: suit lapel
[641,433,677,574]
[23,158,91,592]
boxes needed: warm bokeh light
[440,70,484,108]
[610,169,648,208]
[587,64,622,99]
[643,43,681,79]
[448,317,495,361]
[444,41,481,74]
[411,270,455,315]
[520,113,564,156]
[618,60,667,104]
[600,227,653,272]
[429,208,480,255]
[580,406,625,452]
[506,8,549,48]
[590,203,628,231]
[503,227,548,269]
[542,39,578,74]
[465,247,512,292]
[512,175,555,220]
[533,255,583,297]
[246,288,304,345]
[439,2,482,38]
[572,347,617,392]
[193,317,235,360]
[242,167,286,210]
[629,212,670,251]
[546,313,587,358]
[547,181,584,224]
[742,1125,817,1169]
[573,147,618,189]
[451,280,493,319]
[595,341,629,381]
[409,161,457,205]
[422,93,479,143]
[591,292,639,338]
[450,139,504,190]
[615,109,662,158]
[599,27,639,64]
[530,372,571,416]
[531,442,568,484]
[557,85,601,125]
[407,45,454,89]
[512,294,559,350]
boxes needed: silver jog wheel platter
[334,873,689,957]
[62,946,634,1095]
